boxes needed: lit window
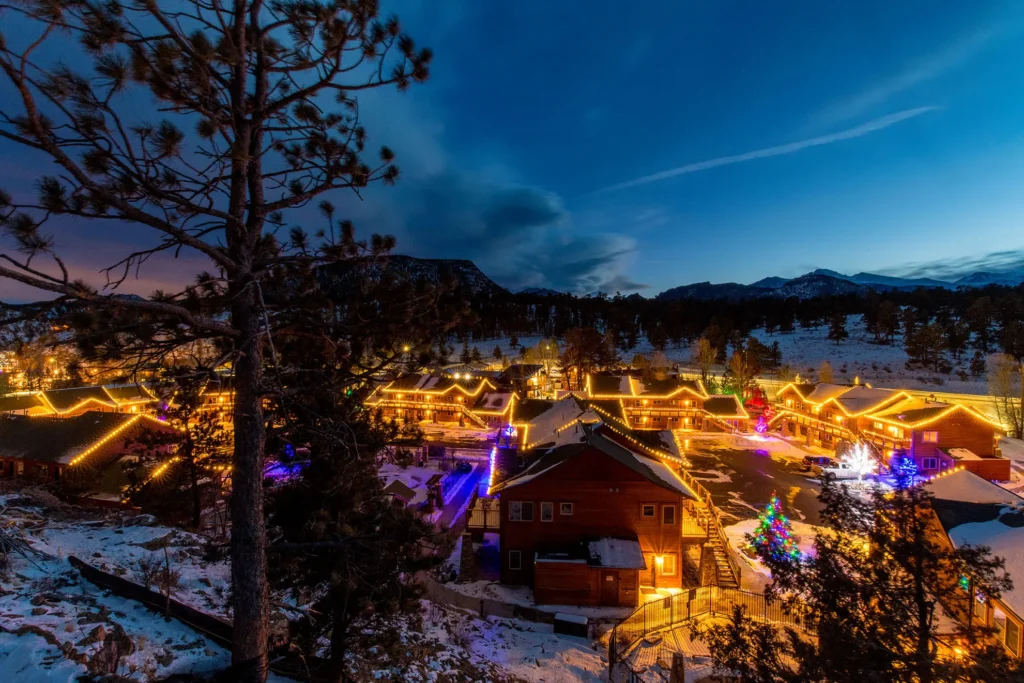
[540,502,553,522]
[922,458,938,470]
[560,503,573,516]
[873,422,883,430]
[509,550,522,570]
[662,505,676,525]
[660,554,677,576]
[922,431,939,443]
[509,501,534,521]
[642,504,656,518]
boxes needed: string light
[69,416,142,466]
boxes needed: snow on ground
[0,493,236,680]
[472,315,989,395]
[449,580,634,620]
[724,518,820,579]
[683,433,809,460]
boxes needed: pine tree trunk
[230,298,269,681]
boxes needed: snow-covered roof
[947,509,1024,618]
[588,537,646,569]
[926,469,1024,506]
[830,386,904,414]
[474,392,515,412]
[378,463,439,506]
[703,395,748,417]
[0,412,143,464]
[946,448,982,462]
[519,395,590,446]
[804,383,854,404]
[492,423,694,498]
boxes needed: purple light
[755,415,768,434]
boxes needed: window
[540,502,553,522]
[660,554,677,576]
[642,504,656,518]
[654,400,662,406]
[635,400,642,407]
[922,431,939,443]
[509,501,534,521]
[922,458,938,470]
[508,550,522,571]
[560,503,573,516]
[873,422,883,430]
[662,505,676,525]
[996,608,1021,656]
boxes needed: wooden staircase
[709,534,739,589]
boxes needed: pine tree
[460,339,472,364]
[0,3,433,678]
[827,312,849,345]
[970,350,987,378]
[492,345,503,361]
[749,492,800,563]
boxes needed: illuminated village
[2,1,1024,682]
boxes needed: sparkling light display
[842,442,878,482]
[751,492,801,563]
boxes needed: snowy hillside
[473,315,989,395]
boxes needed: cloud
[809,27,997,130]
[887,248,1024,281]
[598,106,940,192]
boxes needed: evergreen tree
[470,345,483,362]
[699,476,1021,683]
[509,333,519,349]
[749,493,800,563]
[459,339,472,364]
[945,319,970,361]
[970,350,987,378]
[827,312,849,345]
[0,2,432,676]
[492,345,503,361]
[967,297,995,352]
[876,300,901,344]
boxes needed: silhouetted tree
[827,313,849,345]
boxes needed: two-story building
[0,384,158,418]
[926,469,1024,659]
[368,373,498,427]
[774,382,907,451]
[586,374,709,431]
[488,422,702,606]
[861,397,1008,480]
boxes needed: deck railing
[609,586,812,675]
[678,469,742,585]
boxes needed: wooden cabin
[586,374,708,431]
[926,470,1024,658]
[702,395,751,432]
[0,411,168,485]
[0,384,158,418]
[369,374,496,427]
[774,382,907,451]
[488,422,698,606]
[862,398,1008,480]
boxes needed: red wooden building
[861,397,1008,480]
[488,423,698,607]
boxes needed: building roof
[497,364,544,383]
[383,373,494,395]
[927,470,1024,617]
[588,374,633,396]
[382,479,419,504]
[868,398,1001,429]
[491,423,694,499]
[0,412,139,465]
[829,386,905,415]
[473,391,516,413]
[588,374,706,399]
[102,384,157,404]
[703,395,748,418]
[779,383,817,399]
[0,393,51,414]
[803,383,854,404]
[41,386,117,413]
[512,399,556,423]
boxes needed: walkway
[438,461,486,529]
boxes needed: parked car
[819,461,863,480]
[801,455,836,473]
[454,461,473,474]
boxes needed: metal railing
[609,586,812,671]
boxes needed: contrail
[599,106,940,192]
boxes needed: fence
[609,586,812,671]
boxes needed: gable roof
[803,383,854,404]
[102,384,157,405]
[512,398,555,423]
[491,423,694,499]
[587,374,707,399]
[0,412,142,465]
[381,373,495,395]
[382,479,419,504]
[588,374,633,396]
[703,395,749,418]
[778,383,816,399]
[497,364,544,383]
[0,393,52,414]
[473,391,516,414]
[40,386,118,413]
[827,386,906,415]
[868,398,1003,430]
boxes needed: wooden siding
[499,448,686,598]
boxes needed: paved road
[687,442,824,525]
[438,460,486,529]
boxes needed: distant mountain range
[316,256,509,298]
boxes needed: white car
[819,461,861,480]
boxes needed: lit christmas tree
[751,492,801,563]
[890,449,918,489]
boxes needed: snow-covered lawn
[724,517,821,582]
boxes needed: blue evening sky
[1,0,1023,299]
[360,0,1024,294]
